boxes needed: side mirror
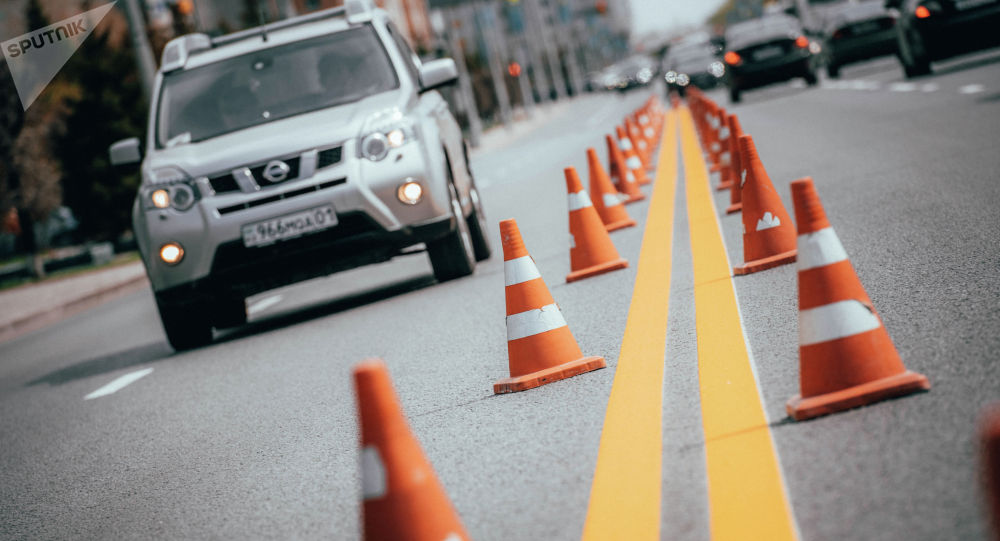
[419,58,458,93]
[109,137,142,166]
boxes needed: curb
[0,274,150,344]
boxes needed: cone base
[787,370,930,421]
[716,181,734,191]
[725,202,743,214]
[605,218,638,232]
[733,249,796,275]
[494,356,606,394]
[566,257,628,283]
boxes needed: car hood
[143,90,405,181]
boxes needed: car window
[156,25,399,148]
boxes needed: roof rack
[159,1,377,74]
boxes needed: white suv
[110,0,490,350]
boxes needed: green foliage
[54,26,146,241]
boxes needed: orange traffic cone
[565,166,629,282]
[354,359,470,541]
[785,178,930,421]
[625,117,651,170]
[606,134,646,203]
[624,117,652,172]
[494,219,606,393]
[733,134,797,275]
[617,125,652,186]
[981,404,1000,540]
[587,147,636,232]
[725,114,745,215]
[715,108,734,191]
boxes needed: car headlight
[665,70,678,84]
[709,61,725,78]
[637,67,653,84]
[676,73,690,87]
[359,108,417,162]
[143,166,199,211]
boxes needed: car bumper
[135,139,453,294]
[828,29,898,66]
[915,3,1000,60]
[728,54,812,90]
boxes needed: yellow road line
[679,106,798,541]
[581,109,678,540]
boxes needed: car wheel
[427,182,475,282]
[804,70,818,86]
[212,296,247,329]
[899,30,932,78]
[155,293,213,351]
[826,64,840,78]
[729,86,741,103]
[466,180,492,262]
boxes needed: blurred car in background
[662,39,726,95]
[723,14,819,102]
[600,55,657,92]
[886,0,1000,78]
[821,0,898,77]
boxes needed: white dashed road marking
[247,294,283,315]
[921,83,939,92]
[889,82,917,92]
[85,368,154,400]
[960,84,985,94]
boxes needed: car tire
[899,30,932,79]
[902,55,931,78]
[826,64,840,78]
[427,182,475,282]
[729,86,741,103]
[466,181,492,262]
[212,296,247,329]
[804,70,818,86]
[155,293,213,351]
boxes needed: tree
[55,13,146,242]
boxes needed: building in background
[290,0,434,50]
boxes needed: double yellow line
[582,107,797,540]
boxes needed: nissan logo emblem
[262,160,291,183]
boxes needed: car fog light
[159,242,184,265]
[151,189,170,209]
[397,180,423,205]
[361,133,389,161]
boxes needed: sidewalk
[0,261,149,343]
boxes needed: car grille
[317,146,343,169]
[216,177,346,216]
[209,173,241,194]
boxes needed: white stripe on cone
[797,227,849,271]
[602,193,621,207]
[507,303,568,341]
[361,446,387,500]
[619,138,633,150]
[626,156,642,170]
[504,255,541,286]
[720,151,730,166]
[719,126,730,141]
[625,170,636,184]
[799,299,882,346]
[644,127,654,138]
[568,190,594,211]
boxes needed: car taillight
[795,36,810,48]
[915,5,931,18]
[724,51,742,65]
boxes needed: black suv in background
[886,0,1000,77]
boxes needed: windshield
[726,15,802,49]
[156,26,399,148]
[670,43,716,68]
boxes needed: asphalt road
[2,50,999,540]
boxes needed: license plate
[241,205,338,247]
[956,0,995,10]
[753,45,783,61]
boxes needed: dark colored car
[822,1,899,77]
[886,0,1000,78]
[662,39,726,95]
[723,14,818,102]
[601,55,657,92]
